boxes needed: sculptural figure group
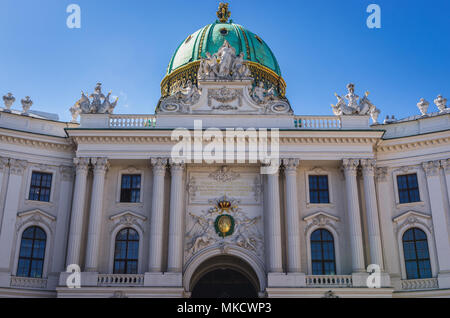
[198,40,252,80]
[331,83,381,123]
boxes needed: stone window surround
[391,166,427,209]
[24,164,58,205]
[12,209,56,280]
[304,211,342,275]
[108,211,146,274]
[393,211,438,280]
[115,167,145,205]
[304,167,335,208]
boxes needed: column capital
[422,160,440,177]
[59,165,74,182]
[440,159,450,174]
[0,157,9,170]
[168,159,186,173]
[361,159,376,177]
[342,159,359,176]
[261,160,281,176]
[73,157,90,172]
[375,167,389,182]
[91,157,109,173]
[282,158,300,174]
[151,157,168,175]
[9,159,27,176]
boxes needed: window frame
[310,228,337,275]
[116,168,144,204]
[16,226,47,278]
[305,169,334,208]
[308,175,330,204]
[113,227,140,274]
[396,173,421,204]
[392,168,426,208]
[25,167,57,204]
[28,171,53,202]
[119,174,142,203]
[402,228,433,280]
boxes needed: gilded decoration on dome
[216,3,231,23]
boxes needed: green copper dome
[167,22,281,76]
[160,4,286,98]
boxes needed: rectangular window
[120,174,141,203]
[397,173,420,204]
[309,175,330,204]
[28,172,52,202]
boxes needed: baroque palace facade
[0,4,450,298]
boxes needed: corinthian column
[66,158,90,267]
[342,159,365,272]
[167,161,185,272]
[423,161,450,287]
[0,159,27,274]
[441,159,450,203]
[148,158,167,272]
[283,158,301,273]
[85,158,109,272]
[361,159,384,270]
[265,164,283,273]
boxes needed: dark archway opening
[191,268,258,298]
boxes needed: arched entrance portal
[190,255,259,298]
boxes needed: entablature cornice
[67,129,383,146]
[0,128,74,152]
[377,131,450,153]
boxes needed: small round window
[220,28,228,36]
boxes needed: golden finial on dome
[217,3,231,23]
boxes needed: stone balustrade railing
[109,114,156,128]
[294,116,341,129]
[401,278,439,290]
[10,276,48,289]
[305,275,353,287]
[97,274,145,286]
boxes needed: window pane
[318,176,328,189]
[17,259,30,277]
[121,175,131,189]
[312,262,322,275]
[309,176,317,189]
[405,261,418,279]
[127,261,138,274]
[414,228,427,240]
[397,174,420,203]
[403,242,416,260]
[403,229,414,241]
[17,226,46,278]
[310,229,335,276]
[114,261,125,274]
[114,228,139,274]
[418,261,432,279]
[403,227,432,279]
[29,172,52,202]
[310,191,319,204]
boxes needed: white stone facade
[0,85,449,298]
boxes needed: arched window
[402,228,432,279]
[113,228,139,274]
[311,229,336,275]
[17,226,47,278]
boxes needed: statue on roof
[69,83,119,121]
[331,83,380,123]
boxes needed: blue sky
[0,0,449,122]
